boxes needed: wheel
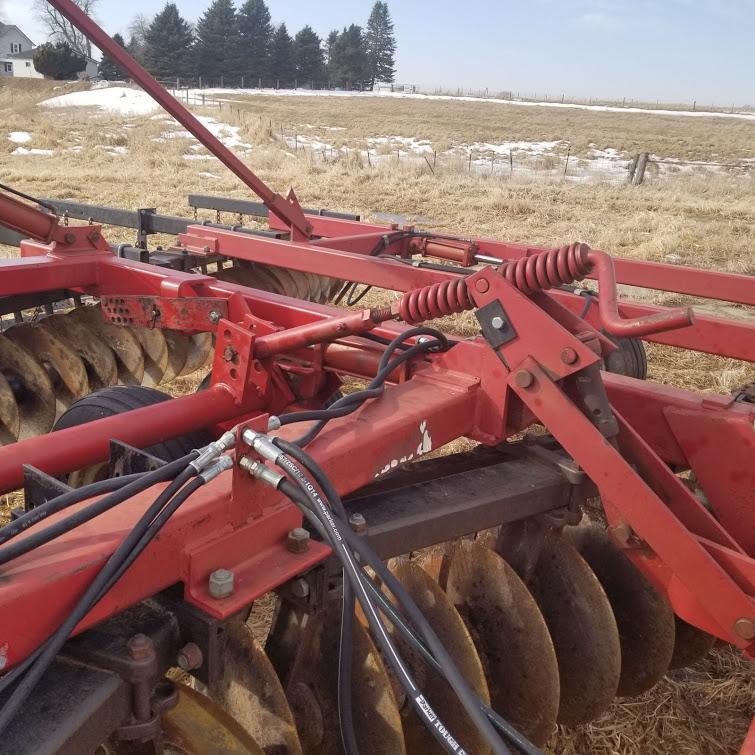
[53,385,212,485]
[603,335,647,380]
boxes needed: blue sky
[2,0,753,105]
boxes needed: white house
[0,24,43,79]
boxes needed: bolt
[127,633,154,661]
[561,347,579,365]
[88,230,101,242]
[222,345,237,362]
[349,512,367,533]
[203,245,211,253]
[609,522,633,546]
[287,527,310,554]
[209,310,221,324]
[733,618,755,640]
[176,642,203,671]
[63,232,76,245]
[514,370,534,388]
[289,578,310,599]
[208,568,234,599]
[491,315,505,330]
[474,278,489,293]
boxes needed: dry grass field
[0,79,753,753]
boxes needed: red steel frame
[0,3,752,745]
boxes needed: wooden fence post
[627,154,639,183]
[563,146,571,177]
[633,152,649,185]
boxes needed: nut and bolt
[289,578,311,599]
[63,232,76,245]
[609,522,634,546]
[222,345,237,362]
[561,347,579,365]
[208,568,235,599]
[514,370,534,388]
[348,512,367,534]
[474,278,489,293]
[491,315,505,331]
[176,642,204,671]
[287,527,310,554]
[733,617,755,640]
[208,310,221,324]
[127,633,154,661]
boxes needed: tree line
[97,0,396,89]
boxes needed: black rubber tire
[53,385,212,463]
[604,336,648,380]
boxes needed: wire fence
[165,89,755,186]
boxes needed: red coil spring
[399,278,474,324]
[501,242,592,294]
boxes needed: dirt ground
[0,80,753,753]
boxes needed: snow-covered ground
[182,87,755,123]
[8,131,32,144]
[39,87,159,116]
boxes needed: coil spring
[501,242,592,295]
[398,278,474,324]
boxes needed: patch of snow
[96,145,129,156]
[198,171,221,178]
[465,140,563,156]
[39,86,159,116]
[66,146,84,153]
[11,147,54,156]
[183,154,216,161]
[8,131,32,144]
[90,80,110,90]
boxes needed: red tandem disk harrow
[0,1,753,753]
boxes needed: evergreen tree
[98,32,127,80]
[269,23,295,88]
[328,25,369,89]
[325,29,339,83]
[195,0,240,84]
[143,3,195,81]
[237,0,272,84]
[365,1,395,87]
[33,42,85,80]
[294,26,324,87]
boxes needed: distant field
[0,78,754,754]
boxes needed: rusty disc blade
[67,462,109,489]
[162,682,264,754]
[670,616,716,669]
[391,560,491,755]
[40,313,118,389]
[497,530,621,726]
[205,619,303,754]
[266,266,308,299]
[0,332,56,438]
[133,327,169,387]
[7,321,89,414]
[0,371,19,444]
[69,306,145,384]
[444,540,559,747]
[162,330,190,383]
[566,521,675,696]
[217,264,279,293]
[180,332,214,377]
[283,601,405,755]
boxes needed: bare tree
[33,0,99,59]
[126,13,151,62]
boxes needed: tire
[603,336,647,380]
[53,385,212,466]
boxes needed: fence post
[220,75,224,88]
[633,153,649,185]
[468,151,472,172]
[176,77,180,89]
[433,151,437,172]
[509,149,513,176]
[627,154,639,183]
[563,146,571,177]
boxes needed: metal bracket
[100,295,228,331]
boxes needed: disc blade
[497,529,621,726]
[162,682,264,754]
[391,560,491,755]
[0,332,56,438]
[566,521,675,696]
[7,322,89,413]
[162,330,190,383]
[41,314,118,389]
[180,332,214,377]
[266,266,308,299]
[133,327,169,387]
[69,306,145,384]
[0,371,19,444]
[283,601,405,755]
[670,616,716,669]
[445,540,559,747]
[206,619,303,754]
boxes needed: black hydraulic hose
[0,455,196,567]
[271,444,514,755]
[0,473,142,545]
[0,466,201,733]
[278,476,477,755]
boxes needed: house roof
[6,48,37,60]
[0,23,36,47]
